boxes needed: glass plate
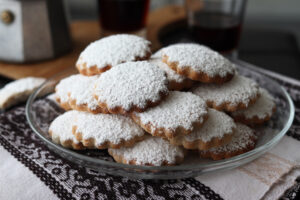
[26,61,295,179]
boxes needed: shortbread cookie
[72,112,145,149]
[149,51,194,90]
[49,110,84,150]
[0,77,45,110]
[55,74,109,114]
[131,91,208,138]
[200,123,257,160]
[169,109,236,150]
[94,61,169,114]
[231,88,276,125]
[108,136,185,166]
[192,75,259,112]
[161,44,235,83]
[76,34,151,76]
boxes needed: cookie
[131,91,208,139]
[76,34,151,76]
[200,123,257,160]
[0,77,45,110]
[191,75,259,112]
[55,74,109,114]
[161,44,235,83]
[230,88,276,125]
[108,136,185,166]
[94,61,169,114]
[169,109,236,150]
[149,50,194,91]
[48,110,84,150]
[72,112,145,149]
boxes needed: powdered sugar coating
[192,75,259,107]
[149,50,186,83]
[231,88,275,119]
[55,74,100,110]
[134,91,207,132]
[49,110,80,144]
[76,34,151,70]
[161,43,235,78]
[109,137,184,166]
[0,77,45,109]
[94,61,169,111]
[184,109,236,142]
[74,112,145,146]
[134,91,207,134]
[205,123,256,153]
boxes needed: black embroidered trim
[0,134,76,200]
[183,178,224,200]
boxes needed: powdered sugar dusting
[149,56,186,83]
[49,110,80,144]
[231,88,276,119]
[76,34,151,70]
[74,112,145,146]
[94,61,169,111]
[0,77,45,109]
[135,91,207,134]
[109,137,184,166]
[205,123,256,153]
[184,109,236,142]
[55,74,100,110]
[192,75,259,107]
[161,43,235,77]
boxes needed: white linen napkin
[196,136,300,200]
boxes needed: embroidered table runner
[0,61,299,200]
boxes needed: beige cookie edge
[76,51,152,76]
[169,132,233,151]
[49,130,84,150]
[205,93,260,112]
[68,98,110,114]
[199,135,257,160]
[72,125,146,149]
[168,78,195,91]
[162,55,234,84]
[94,90,169,115]
[55,96,72,111]
[108,149,185,166]
[130,112,208,139]
[231,106,276,125]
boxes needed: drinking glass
[98,0,150,38]
[185,0,247,57]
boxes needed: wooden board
[0,5,185,80]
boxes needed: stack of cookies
[49,34,276,166]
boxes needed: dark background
[66,0,300,80]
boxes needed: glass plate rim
[25,63,295,172]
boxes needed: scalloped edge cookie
[93,61,169,114]
[200,123,257,160]
[230,88,276,125]
[149,52,194,91]
[48,110,84,150]
[161,44,236,83]
[55,74,110,114]
[108,136,185,166]
[192,75,260,112]
[76,34,151,76]
[72,112,146,149]
[168,109,236,150]
[131,91,208,139]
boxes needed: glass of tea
[185,0,247,57]
[98,0,150,38]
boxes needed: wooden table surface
[0,5,185,80]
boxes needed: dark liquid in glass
[98,0,150,32]
[190,12,241,52]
